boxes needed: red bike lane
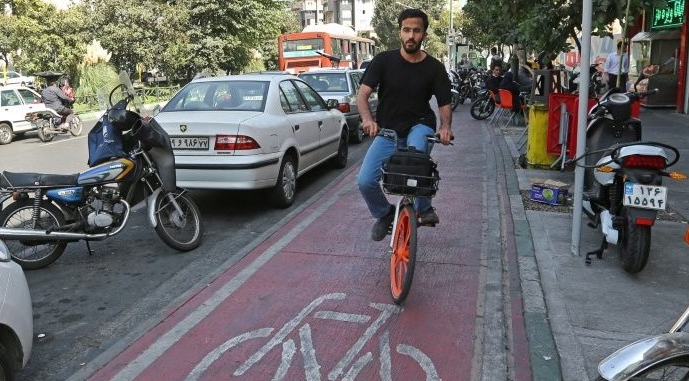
[84,122,524,381]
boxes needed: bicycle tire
[390,204,417,305]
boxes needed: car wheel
[351,122,365,144]
[330,131,348,169]
[0,342,13,381]
[0,123,13,145]
[270,154,297,209]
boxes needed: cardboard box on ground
[530,179,570,205]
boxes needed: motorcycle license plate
[623,182,667,210]
[170,136,209,150]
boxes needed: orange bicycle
[380,130,450,304]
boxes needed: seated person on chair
[499,66,532,112]
[485,63,503,102]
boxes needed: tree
[461,0,666,62]
[371,0,448,58]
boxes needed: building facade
[292,0,375,36]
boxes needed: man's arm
[436,104,453,145]
[357,84,378,136]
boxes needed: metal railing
[75,85,180,113]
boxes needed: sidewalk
[503,106,689,380]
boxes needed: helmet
[107,104,139,132]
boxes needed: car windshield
[299,73,349,92]
[163,80,269,112]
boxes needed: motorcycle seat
[1,171,79,189]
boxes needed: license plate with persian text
[623,182,667,210]
[170,136,210,150]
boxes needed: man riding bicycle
[356,8,453,242]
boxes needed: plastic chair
[487,90,504,125]
[489,89,515,127]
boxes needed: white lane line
[109,180,355,380]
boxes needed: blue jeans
[357,124,435,218]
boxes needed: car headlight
[0,239,10,262]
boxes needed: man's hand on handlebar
[362,119,379,137]
[436,127,453,145]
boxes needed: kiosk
[630,30,680,107]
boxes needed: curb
[494,127,564,380]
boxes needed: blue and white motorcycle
[0,72,203,269]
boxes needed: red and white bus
[278,23,375,74]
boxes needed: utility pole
[448,0,453,69]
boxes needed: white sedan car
[154,73,349,208]
[0,239,33,379]
[1,71,35,88]
[0,86,48,144]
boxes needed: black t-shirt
[361,49,451,137]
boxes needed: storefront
[629,0,687,111]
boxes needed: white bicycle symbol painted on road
[184,293,440,381]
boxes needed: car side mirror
[326,99,340,110]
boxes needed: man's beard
[403,40,421,54]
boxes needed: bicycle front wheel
[390,204,417,305]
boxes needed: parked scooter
[571,87,686,273]
[448,70,461,111]
[0,71,203,269]
[25,105,83,142]
[594,304,689,380]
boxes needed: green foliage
[371,0,452,58]
[78,62,119,102]
[461,0,660,59]
[2,0,298,85]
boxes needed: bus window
[282,38,324,58]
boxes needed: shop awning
[632,30,681,42]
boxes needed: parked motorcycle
[26,106,83,142]
[571,87,686,273]
[449,70,461,111]
[563,62,605,95]
[0,71,203,269]
[469,84,495,120]
[456,67,483,106]
[594,304,689,380]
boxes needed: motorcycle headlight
[0,239,10,262]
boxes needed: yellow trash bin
[525,106,558,167]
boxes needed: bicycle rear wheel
[390,204,417,305]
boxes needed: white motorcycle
[572,88,686,273]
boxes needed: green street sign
[651,0,684,30]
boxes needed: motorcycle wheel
[470,97,495,120]
[451,92,461,111]
[617,207,651,273]
[154,189,203,251]
[37,120,55,142]
[69,115,83,136]
[458,88,468,106]
[0,199,67,270]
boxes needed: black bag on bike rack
[382,147,439,197]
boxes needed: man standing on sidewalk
[355,8,453,241]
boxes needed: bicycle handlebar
[377,128,454,145]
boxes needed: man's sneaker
[371,207,395,241]
[419,207,439,226]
